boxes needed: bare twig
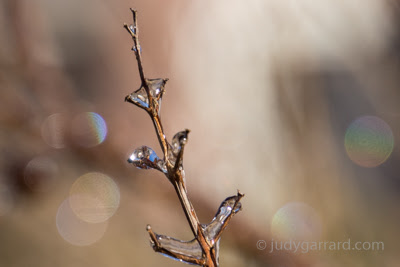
[123,9,244,267]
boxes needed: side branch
[213,191,244,242]
[147,225,206,266]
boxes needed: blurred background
[1,0,400,266]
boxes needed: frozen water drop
[132,45,142,54]
[147,78,166,99]
[171,131,188,155]
[128,146,166,172]
[168,130,189,166]
[233,202,242,213]
[128,86,149,108]
[129,24,136,34]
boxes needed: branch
[123,9,244,267]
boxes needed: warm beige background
[1,0,400,266]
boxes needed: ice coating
[153,234,203,261]
[203,195,242,245]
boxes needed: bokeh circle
[69,172,120,223]
[56,197,108,246]
[345,116,394,167]
[271,202,322,242]
[41,113,69,148]
[71,112,108,147]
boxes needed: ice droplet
[203,195,242,245]
[128,87,149,108]
[129,24,136,34]
[128,79,166,112]
[128,146,166,172]
[168,130,189,165]
[131,45,142,54]
[172,131,188,154]
[147,78,166,99]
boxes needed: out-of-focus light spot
[69,172,120,223]
[41,113,69,148]
[72,112,107,148]
[24,156,58,192]
[271,202,322,242]
[56,197,108,246]
[345,116,394,168]
[0,185,14,216]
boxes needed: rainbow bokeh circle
[345,116,394,168]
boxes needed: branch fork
[123,9,244,267]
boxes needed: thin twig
[123,9,243,267]
[123,9,145,86]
